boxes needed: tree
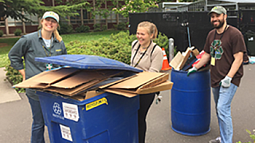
[0,0,89,22]
[112,0,161,18]
[178,0,198,2]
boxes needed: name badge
[46,63,53,70]
[211,57,215,66]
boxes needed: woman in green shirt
[8,11,67,143]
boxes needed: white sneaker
[209,137,221,143]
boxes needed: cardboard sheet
[34,68,79,84]
[137,81,173,94]
[108,72,166,89]
[104,81,173,97]
[104,89,137,98]
[14,67,174,99]
[178,48,193,70]
[14,70,52,89]
[139,73,169,89]
[99,74,136,89]
[101,72,172,97]
[44,79,100,96]
[50,71,103,88]
[169,51,183,70]
[71,91,105,101]
[170,47,198,71]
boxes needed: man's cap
[42,11,59,23]
[208,6,227,15]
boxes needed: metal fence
[129,10,255,52]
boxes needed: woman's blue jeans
[212,83,237,143]
[27,96,45,143]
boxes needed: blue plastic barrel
[171,69,211,136]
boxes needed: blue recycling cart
[35,55,142,143]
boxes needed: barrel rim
[171,69,209,73]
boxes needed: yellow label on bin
[86,97,108,111]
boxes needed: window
[0,17,4,26]
[24,12,39,25]
[82,10,94,24]
[70,10,82,24]
[119,14,127,23]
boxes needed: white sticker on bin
[62,102,79,122]
[60,124,73,142]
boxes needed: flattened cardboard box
[14,68,173,98]
[14,68,123,96]
[99,72,173,97]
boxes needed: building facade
[0,0,128,36]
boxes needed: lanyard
[38,31,53,57]
[132,41,151,67]
[43,46,52,57]
[213,25,228,50]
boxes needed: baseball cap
[208,6,227,15]
[42,11,59,23]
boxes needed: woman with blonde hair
[130,21,163,143]
[9,11,67,143]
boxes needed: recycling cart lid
[35,55,142,73]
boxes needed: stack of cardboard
[169,47,209,71]
[14,67,173,100]
[100,72,172,97]
[14,68,122,96]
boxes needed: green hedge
[14,29,22,36]
[66,31,168,64]
[0,30,3,37]
[75,25,90,33]
[59,23,74,34]
[113,22,127,31]
[5,61,25,93]
[5,31,169,92]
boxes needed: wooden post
[81,8,84,25]
[5,18,9,36]
[67,0,71,25]
[105,0,108,29]
[22,9,26,34]
[52,0,55,6]
[93,0,96,25]
[116,0,119,24]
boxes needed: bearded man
[187,6,247,143]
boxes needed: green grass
[0,30,120,68]
[0,38,19,67]
[62,29,119,43]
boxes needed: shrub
[75,25,90,33]
[102,25,107,31]
[93,24,101,32]
[14,29,22,36]
[154,32,169,57]
[0,30,3,37]
[58,23,73,34]
[66,31,168,65]
[237,129,255,143]
[114,23,127,31]
[5,64,25,93]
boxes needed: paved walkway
[0,67,21,104]
[0,65,254,143]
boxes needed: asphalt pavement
[0,64,254,143]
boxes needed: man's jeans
[212,83,237,143]
[28,96,45,143]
